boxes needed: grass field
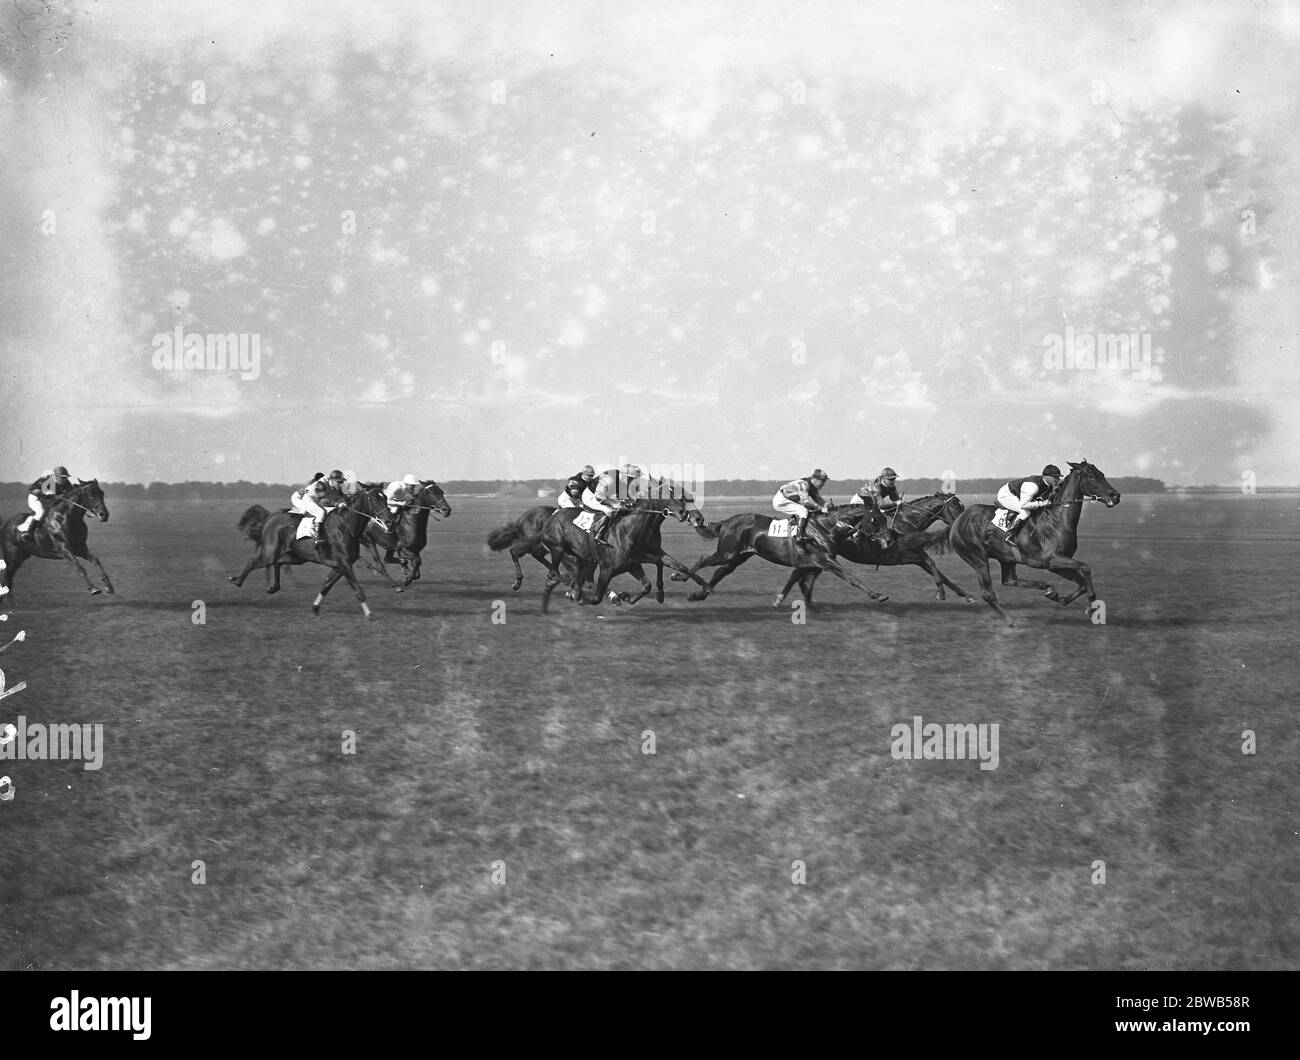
[1,492,1297,969]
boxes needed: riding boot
[795,516,809,544]
[314,533,331,559]
[1003,516,1025,544]
[592,515,607,545]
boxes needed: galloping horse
[777,492,974,607]
[0,480,114,602]
[675,505,893,607]
[944,460,1121,624]
[538,490,713,613]
[229,485,396,618]
[486,504,562,591]
[360,480,452,591]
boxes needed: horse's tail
[237,504,271,543]
[906,522,953,555]
[693,521,722,540]
[486,521,525,551]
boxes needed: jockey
[558,465,597,509]
[851,467,902,512]
[322,469,350,504]
[20,466,75,534]
[585,464,642,545]
[773,469,831,544]
[289,472,332,556]
[998,464,1063,543]
[339,469,361,497]
[385,473,421,511]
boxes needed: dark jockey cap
[312,472,325,481]
[809,469,828,482]
[329,469,344,479]
[54,466,70,477]
[879,467,898,480]
[1041,464,1062,478]
[582,465,595,477]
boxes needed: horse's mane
[636,476,695,504]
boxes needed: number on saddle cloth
[574,510,596,533]
[992,509,1015,532]
[766,518,794,538]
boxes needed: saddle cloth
[574,510,597,532]
[991,509,1015,532]
[293,513,316,540]
[766,517,795,537]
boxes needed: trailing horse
[944,459,1121,625]
[229,486,396,618]
[538,491,713,613]
[0,480,114,603]
[360,480,452,590]
[777,492,975,607]
[674,505,893,607]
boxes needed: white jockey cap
[403,473,419,486]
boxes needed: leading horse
[943,459,1121,624]
[229,486,396,618]
[0,480,114,603]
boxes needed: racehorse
[538,490,714,613]
[674,504,894,607]
[229,485,396,618]
[776,492,975,607]
[0,480,114,602]
[943,459,1121,624]
[360,480,452,590]
[486,504,563,591]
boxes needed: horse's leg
[75,546,114,594]
[540,542,569,612]
[997,558,1058,598]
[616,562,653,606]
[689,554,750,601]
[336,562,374,619]
[817,557,889,603]
[1042,556,1095,608]
[919,555,975,602]
[650,548,715,594]
[366,539,405,592]
[58,546,101,594]
[799,570,820,608]
[312,566,346,616]
[953,535,1011,624]
[773,567,806,608]
[654,558,665,604]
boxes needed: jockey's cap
[54,466,70,477]
[623,464,642,477]
[879,467,898,480]
[810,468,828,481]
[1041,464,1062,478]
[329,469,344,479]
[582,465,595,476]
[312,471,325,481]
[403,473,419,486]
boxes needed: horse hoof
[228,576,239,585]
[393,586,404,593]
[88,588,101,595]
[670,573,686,581]
[265,587,279,595]
[875,594,890,603]
[1043,589,1060,601]
[512,583,522,592]
[688,592,707,602]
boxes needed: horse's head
[663,489,705,528]
[936,492,965,523]
[419,480,452,519]
[74,480,110,522]
[840,502,892,547]
[352,485,398,535]
[1066,460,1121,508]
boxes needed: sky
[0,0,1297,487]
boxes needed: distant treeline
[0,476,1169,498]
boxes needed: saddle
[573,510,597,533]
[991,508,1016,532]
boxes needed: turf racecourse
[1,493,1296,970]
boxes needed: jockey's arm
[1019,482,1048,510]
